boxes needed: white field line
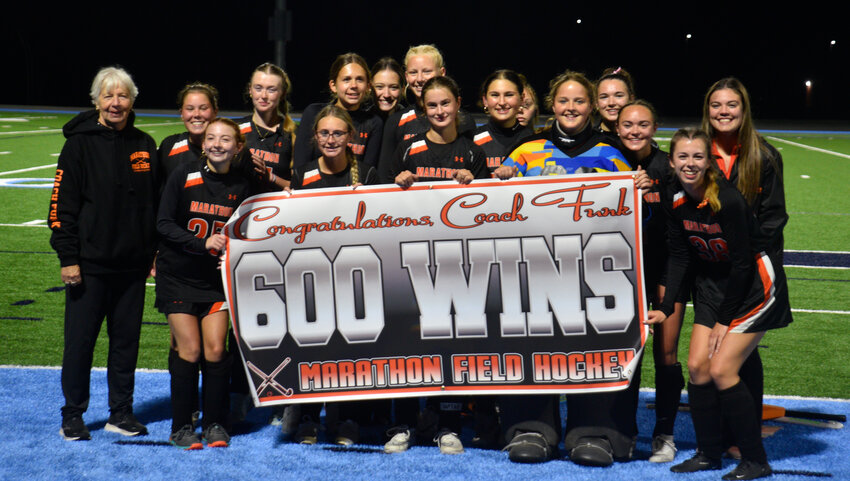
[0,164,57,176]
[786,249,850,254]
[785,265,850,270]
[0,121,181,136]
[683,302,850,316]
[766,136,850,159]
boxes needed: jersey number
[188,218,226,239]
[688,236,730,262]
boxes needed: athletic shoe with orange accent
[203,423,230,448]
[170,425,203,450]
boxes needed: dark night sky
[1,2,846,124]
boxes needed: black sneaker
[202,423,231,448]
[334,420,359,446]
[671,452,722,473]
[570,437,614,467]
[170,425,203,450]
[722,459,772,480]
[60,415,91,441]
[105,411,148,436]
[504,432,552,463]
[293,417,321,445]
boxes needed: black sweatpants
[61,271,146,419]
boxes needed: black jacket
[48,110,159,274]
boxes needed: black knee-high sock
[202,354,233,430]
[170,350,199,433]
[654,363,685,437]
[688,381,723,459]
[739,349,764,424]
[718,381,767,464]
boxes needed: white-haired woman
[49,66,159,441]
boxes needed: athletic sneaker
[105,411,148,436]
[670,452,722,473]
[722,459,772,480]
[170,425,203,450]
[293,418,321,445]
[435,430,464,455]
[384,427,412,453]
[203,423,231,448]
[60,415,91,441]
[649,434,677,463]
[334,420,359,446]
[270,405,300,433]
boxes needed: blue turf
[1,367,847,480]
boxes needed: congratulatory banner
[222,174,648,406]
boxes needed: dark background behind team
[1,1,845,123]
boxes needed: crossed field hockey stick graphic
[247,357,294,397]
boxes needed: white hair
[89,66,138,105]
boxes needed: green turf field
[1,110,848,399]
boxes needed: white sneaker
[649,434,676,463]
[384,428,412,453]
[435,431,464,455]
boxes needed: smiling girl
[236,63,296,190]
[158,83,219,180]
[472,70,533,176]
[594,67,635,137]
[496,70,630,179]
[156,118,263,450]
[649,128,790,480]
[294,53,384,171]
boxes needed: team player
[158,83,219,181]
[293,53,383,171]
[50,66,158,441]
[287,106,379,445]
[594,67,636,139]
[235,62,296,190]
[516,75,540,130]
[472,70,533,176]
[157,118,263,449]
[377,44,476,183]
[620,100,688,463]
[369,57,406,121]
[648,128,791,480]
[385,76,487,455]
[495,71,636,467]
[292,105,378,189]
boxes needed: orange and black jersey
[472,120,533,175]
[712,138,787,261]
[48,110,159,274]
[659,176,780,326]
[157,131,202,186]
[155,160,261,302]
[293,103,384,171]
[630,146,671,276]
[235,115,294,182]
[291,159,378,190]
[390,133,488,183]
[377,104,477,183]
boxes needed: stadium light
[576,18,582,24]
[831,40,836,46]
[806,80,812,88]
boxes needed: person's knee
[177,346,201,363]
[687,355,710,383]
[204,343,226,362]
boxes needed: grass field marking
[766,135,850,159]
[0,121,181,137]
[0,163,57,176]
[22,219,46,225]
[786,264,850,270]
[786,249,850,254]
[683,302,850,315]
[0,223,48,228]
